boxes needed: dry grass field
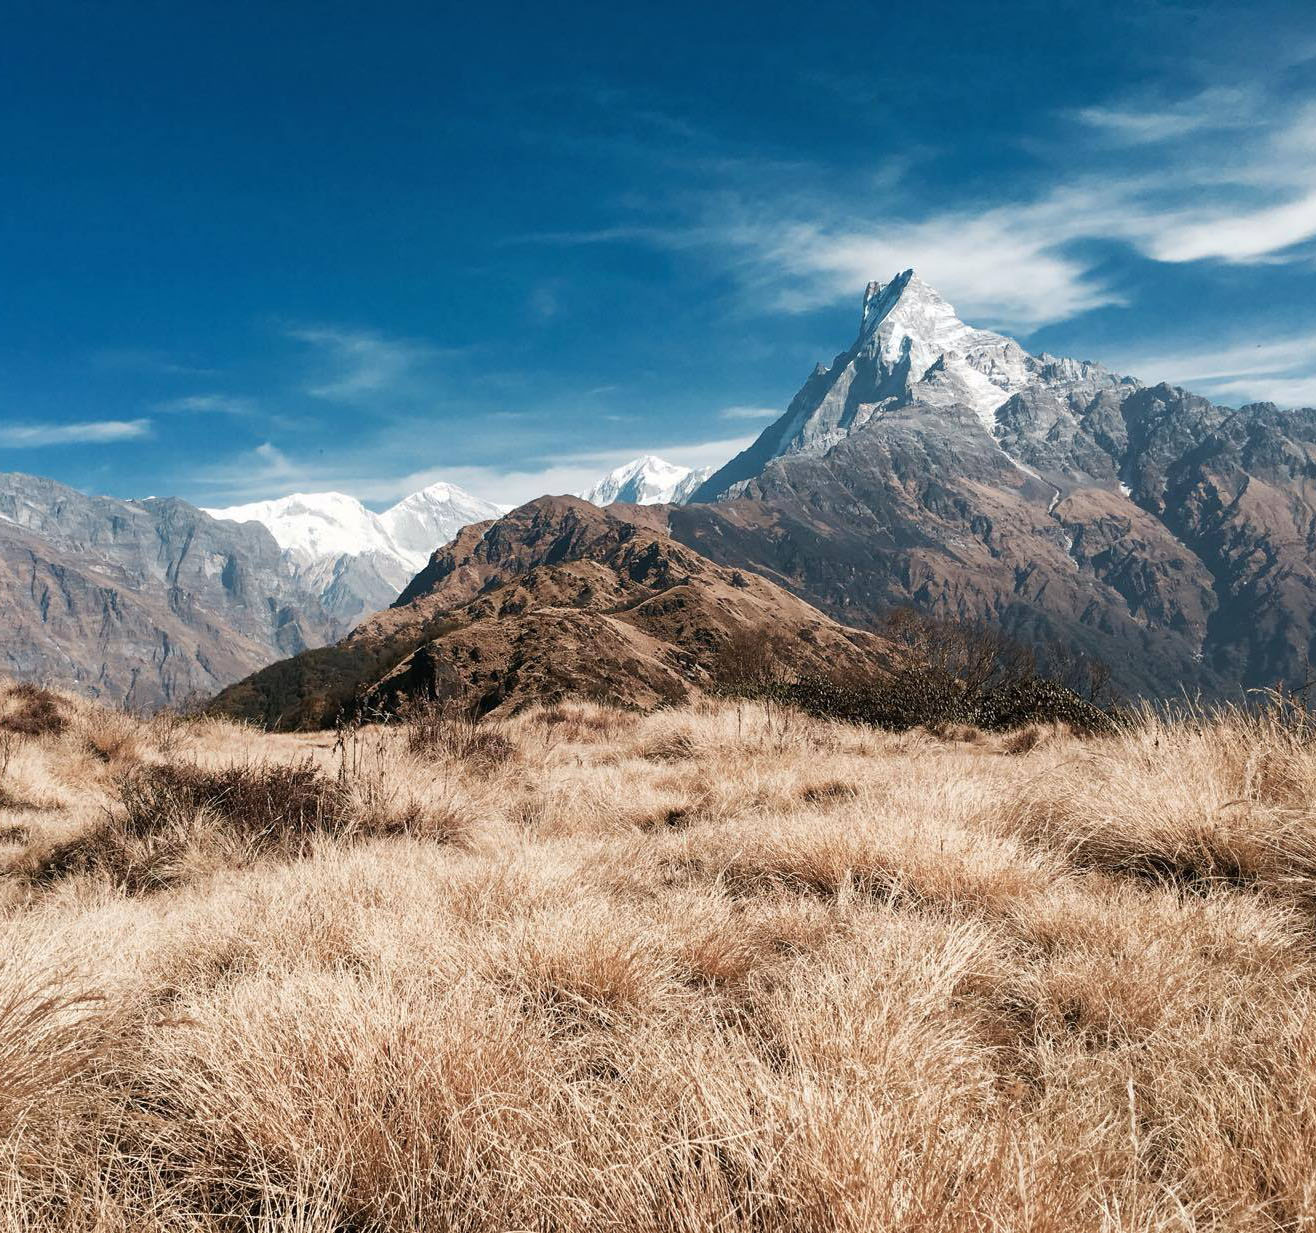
[2,678,1316,1231]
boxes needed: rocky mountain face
[0,473,342,709]
[211,496,890,727]
[679,271,1316,697]
[579,456,713,506]
[205,481,504,624]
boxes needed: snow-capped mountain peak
[377,482,503,568]
[579,455,713,506]
[856,269,1034,431]
[862,271,975,360]
[696,270,1132,500]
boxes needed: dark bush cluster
[208,616,461,731]
[23,761,356,893]
[120,762,352,844]
[782,670,1115,734]
[0,685,68,738]
[712,610,1118,735]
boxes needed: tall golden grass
[1,679,1315,1230]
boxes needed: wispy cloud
[253,442,295,472]
[528,84,1316,334]
[0,419,152,447]
[154,393,256,416]
[1210,374,1316,406]
[1073,87,1258,145]
[90,347,216,377]
[287,326,445,402]
[189,441,310,503]
[1142,192,1316,264]
[719,405,779,420]
[1119,333,1316,408]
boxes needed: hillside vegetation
[1,678,1315,1230]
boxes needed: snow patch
[859,271,1035,424]
[205,492,392,566]
[378,483,504,568]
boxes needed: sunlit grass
[1,680,1314,1230]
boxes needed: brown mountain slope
[669,401,1220,698]
[210,497,890,727]
[672,387,1316,699]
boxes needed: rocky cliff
[0,473,342,708]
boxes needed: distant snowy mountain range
[205,483,505,623]
[207,483,502,577]
[203,456,713,623]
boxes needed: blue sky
[3,0,1316,507]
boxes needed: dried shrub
[149,709,197,758]
[799,780,860,804]
[0,685,68,738]
[932,723,987,744]
[21,761,358,893]
[709,626,790,700]
[127,762,352,843]
[1000,726,1044,755]
[83,709,142,764]
[637,729,697,763]
[401,698,516,772]
[538,704,626,732]
[713,612,1117,736]
[531,703,632,746]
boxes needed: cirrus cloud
[0,419,152,447]
[531,84,1316,335]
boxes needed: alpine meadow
[4,682,1316,1229]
